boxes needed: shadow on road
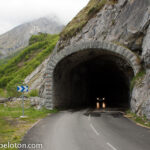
[83,108,125,118]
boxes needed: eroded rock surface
[131,70,150,120]
[56,0,150,55]
[24,57,49,91]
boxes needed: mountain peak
[0,16,64,59]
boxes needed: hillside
[0,33,59,97]
[0,17,63,59]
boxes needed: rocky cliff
[0,17,64,58]
[24,57,49,91]
[43,0,150,119]
[57,0,150,54]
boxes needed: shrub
[0,88,7,98]
[29,33,48,45]
[27,89,39,97]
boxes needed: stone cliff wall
[57,0,150,54]
[41,0,150,119]
[24,57,49,91]
[131,22,150,120]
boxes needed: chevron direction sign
[17,86,28,92]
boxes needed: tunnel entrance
[53,50,134,109]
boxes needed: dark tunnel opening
[53,50,134,110]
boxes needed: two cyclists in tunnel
[96,97,106,109]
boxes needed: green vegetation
[60,0,117,43]
[0,33,59,97]
[130,69,146,91]
[0,51,22,66]
[27,89,39,97]
[0,89,7,98]
[0,51,3,57]
[29,33,49,45]
[0,101,57,149]
[125,110,150,128]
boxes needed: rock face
[131,70,150,120]
[6,97,45,110]
[30,97,46,110]
[24,57,49,91]
[57,0,150,54]
[0,17,64,59]
[40,0,150,119]
[131,20,150,120]
[0,98,9,103]
[142,25,150,68]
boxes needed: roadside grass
[0,101,57,150]
[125,110,150,128]
[26,89,39,97]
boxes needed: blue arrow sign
[17,86,28,92]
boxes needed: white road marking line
[90,123,99,136]
[107,142,117,150]
[88,114,91,121]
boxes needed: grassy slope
[0,51,21,66]
[0,101,57,149]
[0,33,59,97]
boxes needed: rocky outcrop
[30,97,46,110]
[0,98,9,103]
[130,15,150,119]
[131,70,150,120]
[142,24,150,68]
[57,0,150,54]
[24,57,49,91]
[10,97,45,110]
[131,20,150,120]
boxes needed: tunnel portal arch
[44,41,141,109]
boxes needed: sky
[0,0,89,35]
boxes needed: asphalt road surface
[21,110,150,150]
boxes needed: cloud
[0,0,89,34]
